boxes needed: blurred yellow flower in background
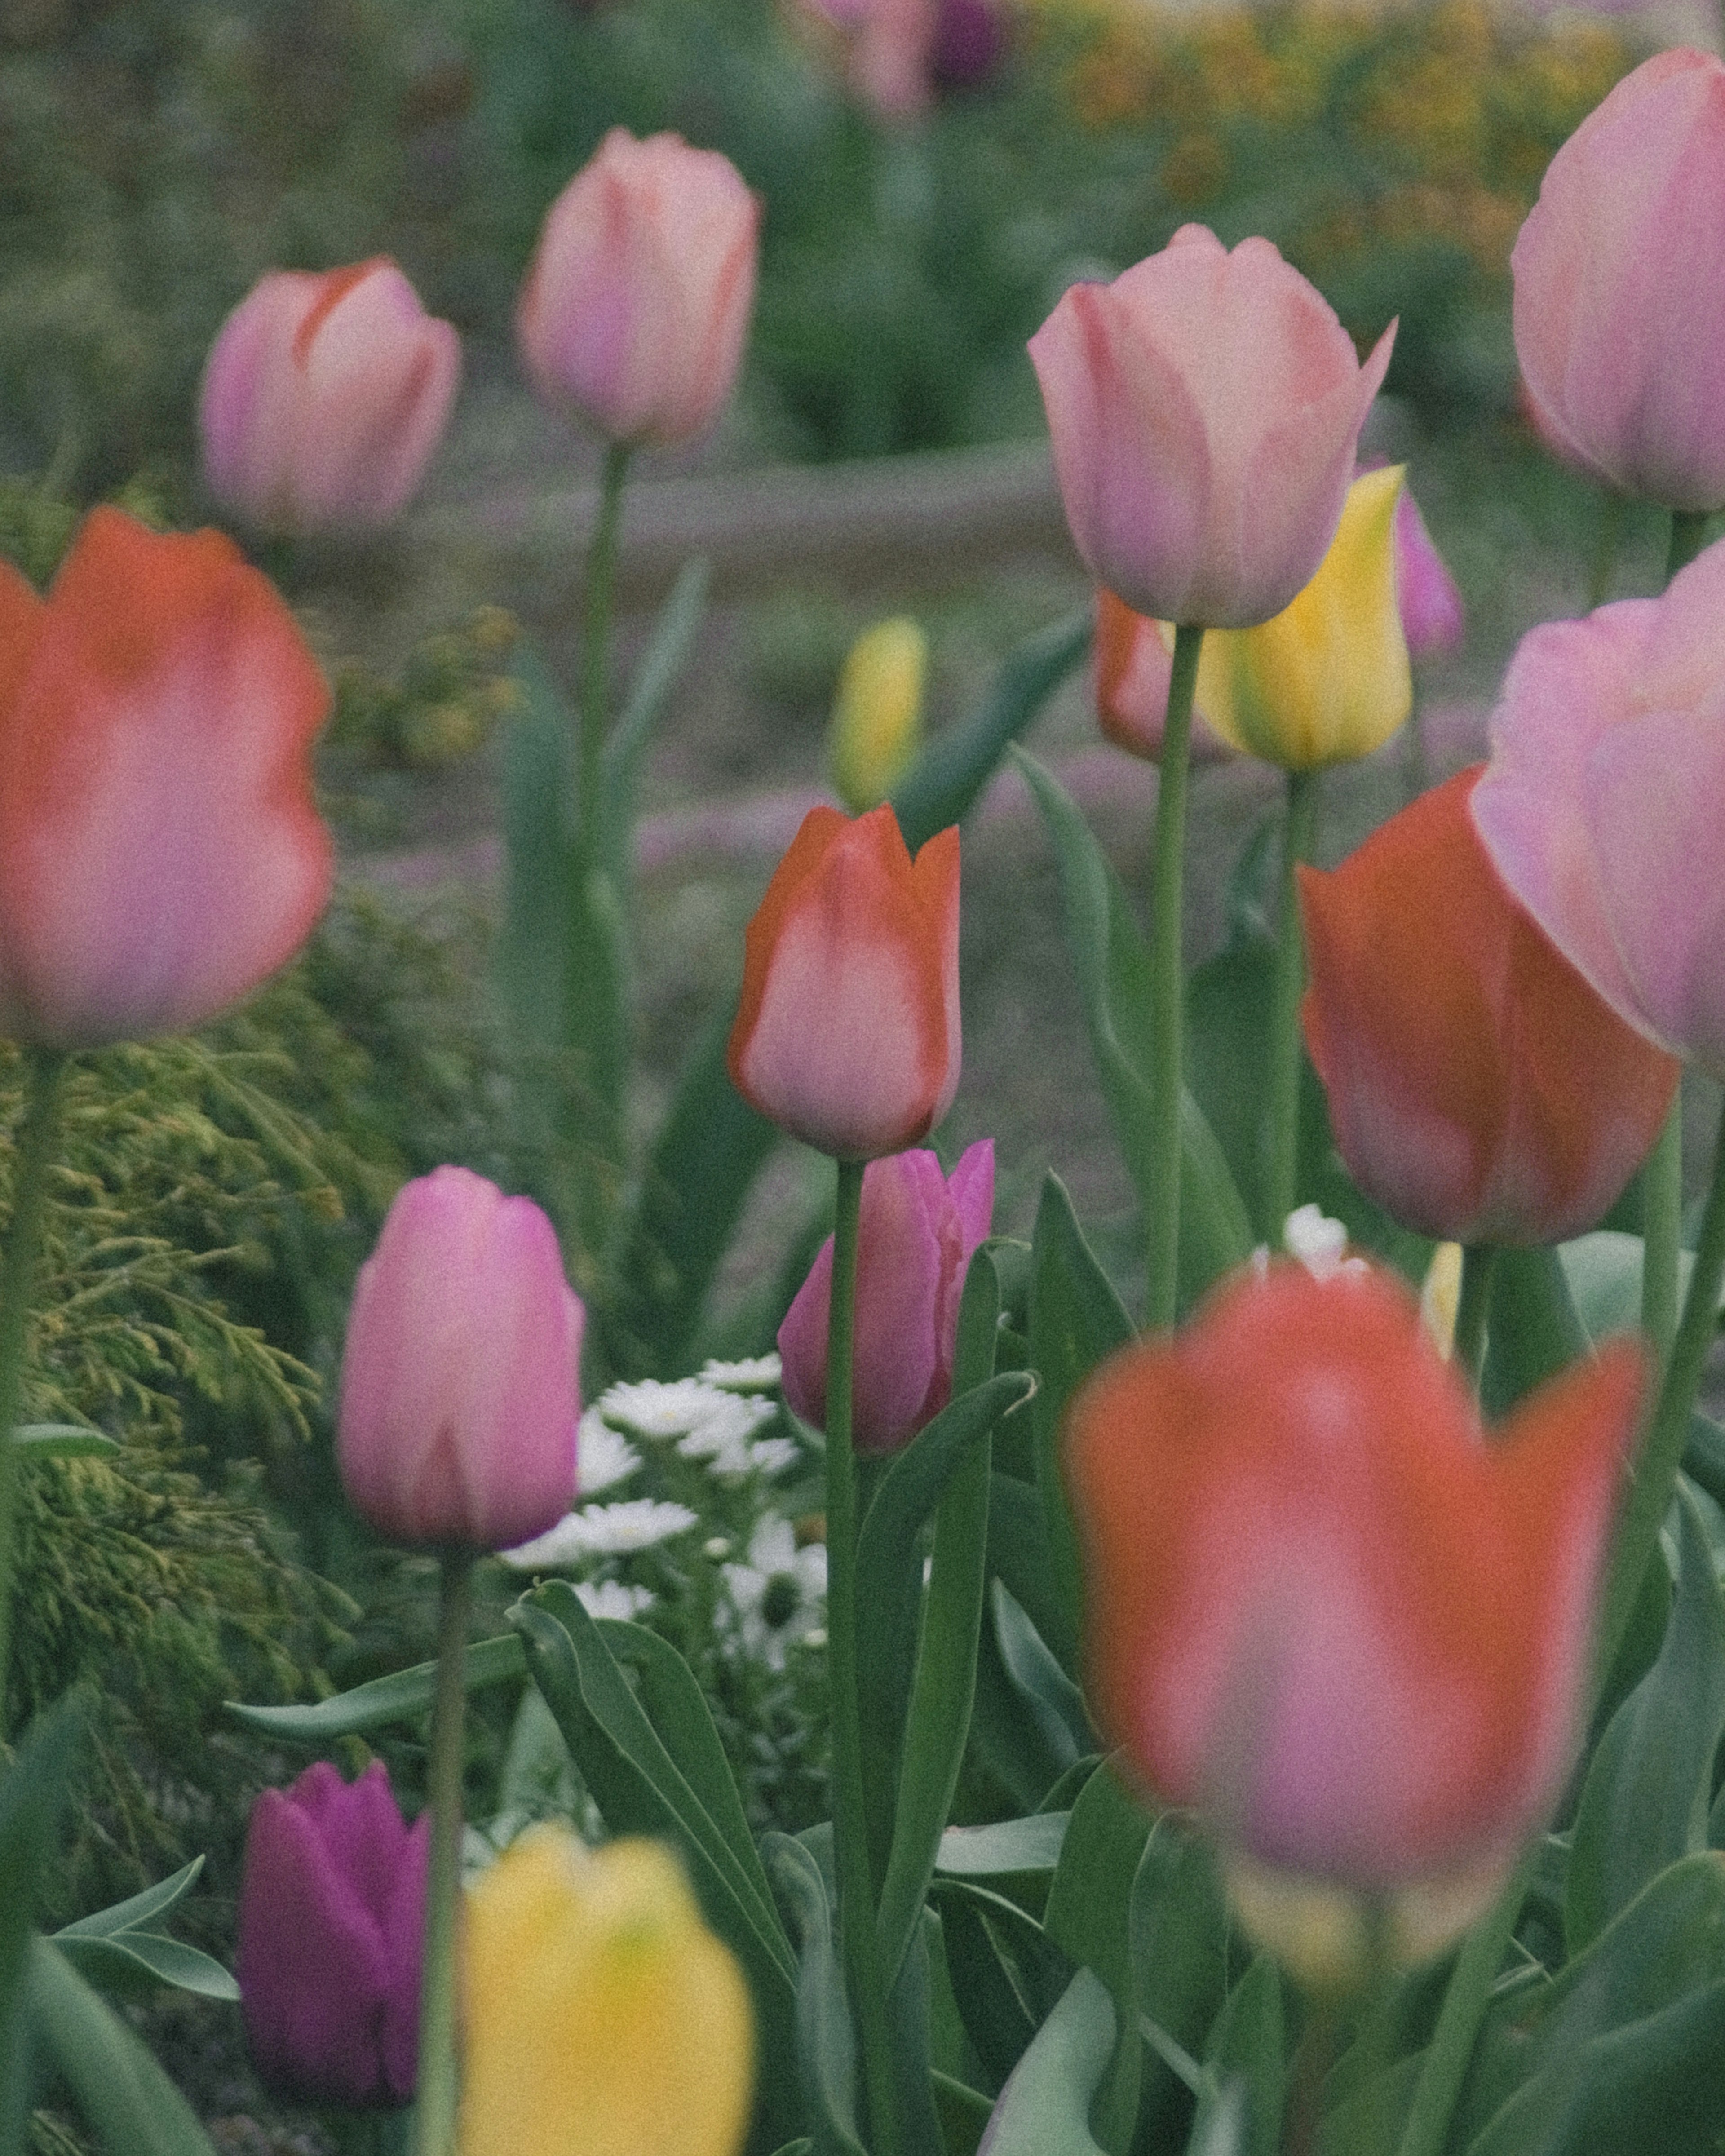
[830,615,928,811]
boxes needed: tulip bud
[1513,48,1725,514]
[830,617,927,811]
[200,259,460,535]
[728,803,961,1160]
[237,1762,427,2108]
[517,129,760,448]
[459,1827,753,2156]
[337,1166,583,1550]
[1029,225,1394,628]
[1064,1262,1643,1983]
[1093,589,1233,765]
[1394,484,1464,660]
[1472,534,1725,1078]
[0,508,332,1046]
[1300,766,1678,1244]
[779,1140,993,1454]
[1192,465,1412,770]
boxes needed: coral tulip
[728,803,961,1158]
[200,258,460,534]
[779,1138,993,1454]
[338,1166,584,1550]
[1513,48,1725,514]
[459,1827,753,2156]
[1301,766,1678,1243]
[830,616,927,811]
[1065,1262,1643,1973]
[1028,225,1394,628]
[518,130,759,448]
[1093,589,1232,764]
[0,507,332,1046]
[237,1761,428,2108]
[1471,534,1725,1077]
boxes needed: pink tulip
[517,130,760,447]
[779,1140,993,1455]
[0,508,332,1046]
[1472,535,1725,1079]
[728,804,961,1160]
[200,259,460,534]
[1393,486,1464,660]
[338,1167,584,1549]
[1028,226,1395,628]
[1513,48,1725,513]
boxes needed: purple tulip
[338,1166,584,1550]
[779,1140,994,1456]
[933,0,1005,90]
[237,1762,429,2108]
[1394,487,1464,660]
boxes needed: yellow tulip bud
[830,617,927,811]
[458,1828,754,2156]
[1195,464,1413,770]
[1420,1240,1464,1358]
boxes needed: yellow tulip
[1194,463,1413,770]
[830,616,927,811]
[458,1828,754,2156]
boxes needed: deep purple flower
[933,0,1005,89]
[237,1761,429,2108]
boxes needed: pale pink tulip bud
[779,1141,993,1456]
[1393,485,1464,660]
[1513,48,1725,514]
[200,259,460,535]
[517,130,760,447]
[338,1168,584,1550]
[1029,226,1395,629]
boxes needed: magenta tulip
[200,259,460,534]
[237,1761,428,2108]
[338,1167,583,1549]
[1394,486,1464,660]
[517,130,759,448]
[779,1140,993,1455]
[1472,535,1725,1077]
[1513,48,1725,513]
[1028,226,1394,628]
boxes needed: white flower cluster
[720,1516,827,1673]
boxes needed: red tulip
[0,508,332,1046]
[1065,1261,1641,1957]
[728,804,960,1160]
[1299,767,1678,1244]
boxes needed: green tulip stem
[0,1045,66,1739]
[577,440,633,870]
[1601,1089,1725,1680]
[412,1549,474,2156]
[1263,765,1321,1245]
[1453,1244,1499,1390]
[1641,1100,1683,1377]
[1146,622,1205,1330]
[1392,1843,1539,2156]
[824,1155,900,2156]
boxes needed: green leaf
[986,1470,1075,1680]
[1028,1173,1130,1664]
[763,1833,862,2156]
[1044,1762,1155,2007]
[26,1938,220,2156]
[935,1879,1073,2089]
[1568,1491,1725,1956]
[1013,748,1254,1314]
[52,1932,238,2004]
[931,2070,994,2156]
[978,1966,1116,2156]
[9,1423,117,1458]
[1479,1246,1587,1419]
[600,557,710,889]
[56,1859,206,1945]
[992,1580,1092,1774]
[1196,1959,1285,2156]
[1129,1816,1230,2145]
[1561,1231,1725,1350]
[0,1691,86,2152]
[891,608,1092,853]
[937,1814,1070,1879]
[225,1634,526,1740]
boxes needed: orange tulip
[1299,766,1678,1245]
[0,508,332,1046]
[727,803,960,1159]
[1065,1261,1642,1973]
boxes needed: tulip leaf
[53,1931,239,2004]
[1681,1410,1725,1517]
[224,1633,526,1740]
[56,1857,204,1941]
[8,1421,117,1458]
[878,1254,1010,1988]
[1028,1171,1130,1661]
[970,1594,1085,1816]
[1566,1489,1725,1957]
[975,1966,1116,2156]
[933,1879,1074,2090]
[0,1689,86,2153]
[1044,1760,1155,2010]
[600,555,711,890]
[1196,1957,1286,2156]
[987,1468,1077,1680]
[1479,1245,1587,1418]
[1012,746,1255,1312]
[890,606,1092,853]
[936,1813,1070,1880]
[1129,1816,1231,2151]
[993,1580,1092,1775]
[26,1936,221,2156]
[762,1833,866,2156]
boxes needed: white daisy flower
[1283,1204,1370,1283]
[699,1354,783,1392]
[598,1378,735,1440]
[566,1499,701,1554]
[575,1579,656,1622]
[577,1409,641,1497]
[721,1517,827,1672]
[747,1437,802,1479]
